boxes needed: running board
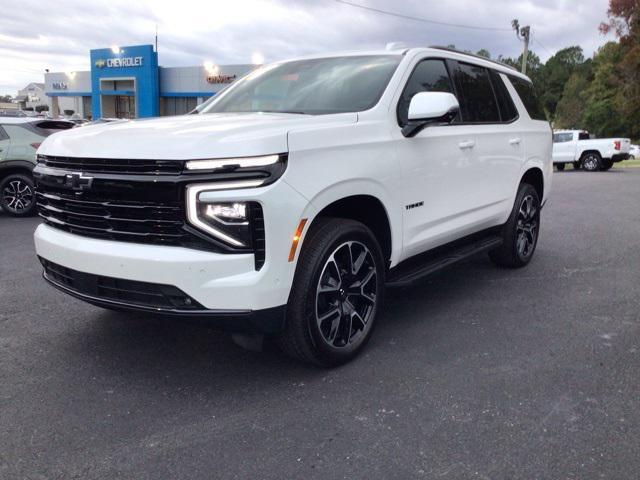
[386,235,503,288]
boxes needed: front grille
[40,258,205,310]
[37,155,183,175]
[35,184,213,250]
[35,160,268,269]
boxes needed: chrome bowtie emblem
[64,172,93,191]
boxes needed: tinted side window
[489,70,518,122]
[578,131,590,140]
[454,63,500,123]
[508,76,546,121]
[397,59,454,126]
[553,133,573,143]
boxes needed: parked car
[33,47,552,366]
[629,144,639,159]
[0,109,27,117]
[552,130,631,171]
[0,118,74,216]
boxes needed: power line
[531,31,554,57]
[333,0,513,32]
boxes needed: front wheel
[277,218,385,367]
[556,163,565,171]
[0,173,36,217]
[489,183,540,268]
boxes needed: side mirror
[403,92,460,137]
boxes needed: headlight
[186,182,263,247]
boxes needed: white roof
[273,46,530,82]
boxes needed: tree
[599,0,640,139]
[0,95,13,103]
[476,49,491,59]
[554,61,594,129]
[582,42,628,137]
[538,46,585,118]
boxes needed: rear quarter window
[508,76,547,121]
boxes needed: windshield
[199,55,401,115]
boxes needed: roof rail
[428,46,519,72]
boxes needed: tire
[277,217,385,367]
[556,163,565,171]
[600,159,613,171]
[581,152,602,172]
[0,173,36,217]
[489,183,540,268]
[573,161,581,170]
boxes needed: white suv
[33,47,552,366]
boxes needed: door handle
[509,138,522,145]
[458,140,475,149]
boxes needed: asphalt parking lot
[1,169,639,480]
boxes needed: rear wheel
[277,218,385,367]
[600,159,613,171]
[489,183,540,268]
[556,163,565,171]
[0,173,36,217]
[581,152,602,172]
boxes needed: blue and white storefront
[44,44,253,119]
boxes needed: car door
[453,63,525,226]
[552,132,575,162]
[393,57,480,259]
[0,126,10,161]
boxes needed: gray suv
[0,118,73,216]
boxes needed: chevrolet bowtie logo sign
[64,172,94,191]
[94,59,106,69]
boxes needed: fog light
[205,203,248,224]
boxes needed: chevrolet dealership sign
[95,56,144,69]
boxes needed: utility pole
[512,20,531,75]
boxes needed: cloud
[0,0,615,95]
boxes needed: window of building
[162,97,198,116]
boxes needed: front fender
[290,177,403,266]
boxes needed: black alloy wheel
[489,183,541,268]
[0,174,36,217]
[315,241,378,349]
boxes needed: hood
[38,112,358,159]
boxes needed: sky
[0,0,615,96]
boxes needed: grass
[614,158,640,168]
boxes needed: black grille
[37,155,184,175]
[35,185,213,250]
[40,258,205,310]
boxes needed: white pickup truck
[552,130,631,171]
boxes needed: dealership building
[43,44,254,119]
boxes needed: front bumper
[34,178,313,326]
[41,258,286,333]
